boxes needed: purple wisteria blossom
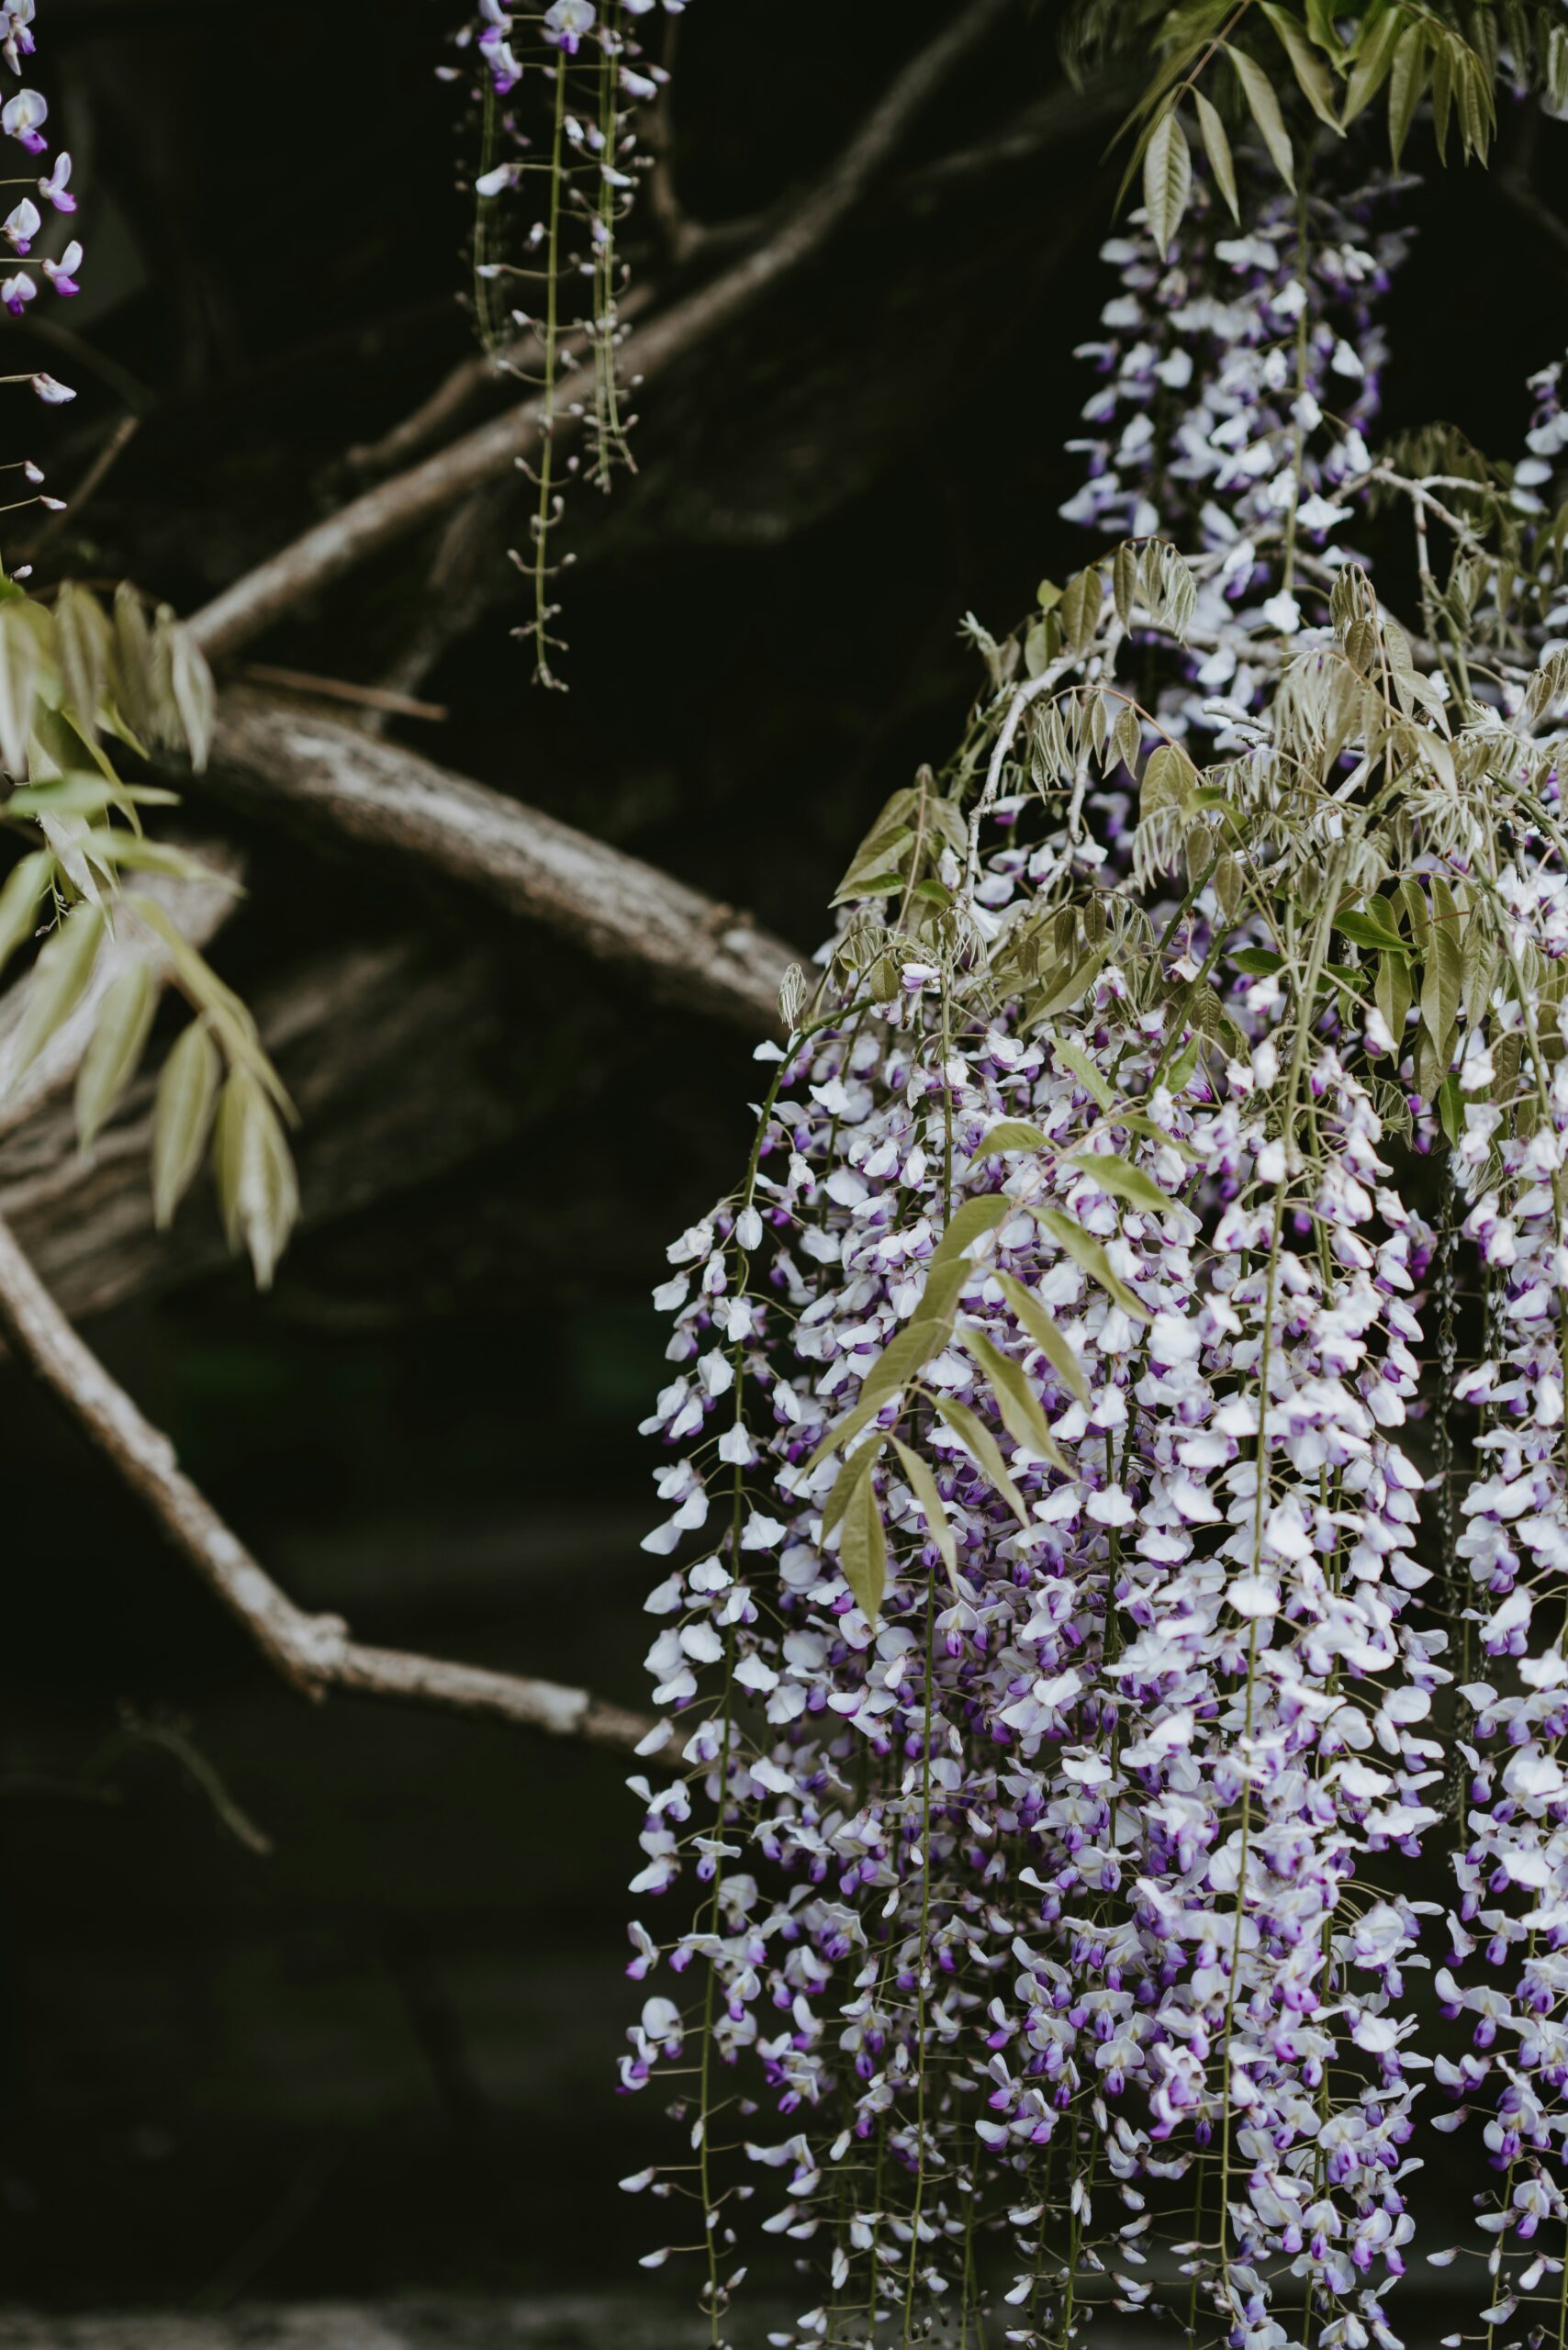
[0,0,83,426]
[624,105,1568,2350]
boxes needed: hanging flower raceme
[446,0,680,681]
[0,0,84,552]
[0,0,80,354]
[614,450,1568,2344]
[605,24,1568,2338]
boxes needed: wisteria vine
[620,103,1568,2350]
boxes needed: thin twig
[236,661,448,722]
[362,491,507,733]
[1497,103,1568,269]
[15,413,140,564]
[92,1708,274,1854]
[343,281,658,488]
[204,690,797,1033]
[0,1211,663,1754]
[185,0,1014,661]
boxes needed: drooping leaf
[1055,1040,1114,1111]
[995,1270,1090,1405]
[74,957,156,1149]
[1193,90,1239,222]
[934,1394,1028,1527]
[838,1462,888,1622]
[1112,701,1143,774]
[1387,22,1428,166]
[0,603,39,779]
[151,1017,220,1228]
[958,1325,1070,1471]
[1343,5,1406,124]
[822,1432,883,1538]
[1036,1207,1149,1320]
[1437,1069,1463,1147]
[1166,1033,1203,1093]
[1226,42,1295,188]
[1113,540,1141,630]
[1375,949,1413,1048]
[1140,740,1198,818]
[890,1434,958,1587]
[1142,106,1192,263]
[0,850,51,981]
[1065,1150,1170,1214]
[1059,566,1104,656]
[52,583,110,739]
[1260,2,1344,129]
[968,1118,1049,1163]
[111,583,154,742]
[1422,872,1463,1048]
[212,1065,298,1289]
[11,901,105,1080]
[170,624,216,771]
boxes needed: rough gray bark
[204,695,795,1035]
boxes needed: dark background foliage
[3,0,1566,2312]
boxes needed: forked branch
[0,1213,660,1754]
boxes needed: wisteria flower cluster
[0,0,77,398]
[621,121,1568,2350]
[1061,139,1409,703]
[446,0,683,682]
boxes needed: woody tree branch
[0,1211,661,1753]
[184,0,1014,661]
[203,691,797,1033]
